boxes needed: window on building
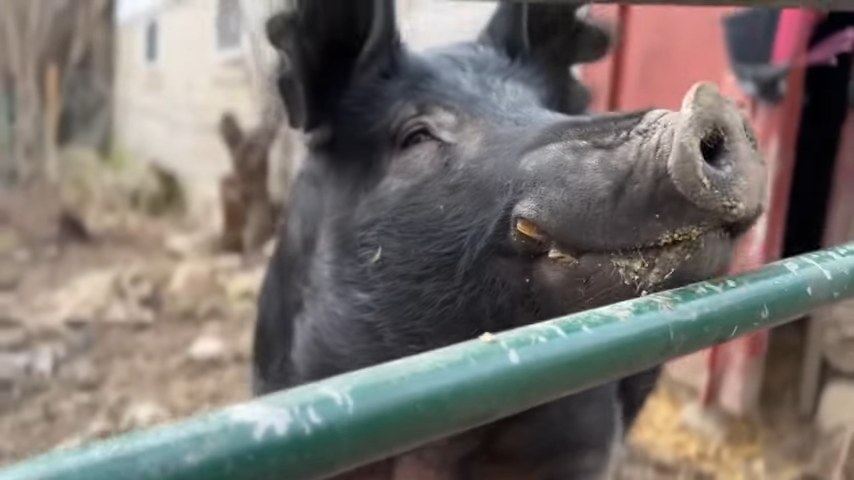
[216,0,243,53]
[144,20,158,64]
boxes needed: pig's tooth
[548,247,577,263]
[515,218,547,242]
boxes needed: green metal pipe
[2,243,854,480]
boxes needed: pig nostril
[699,127,726,169]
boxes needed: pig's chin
[530,228,735,312]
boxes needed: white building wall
[113,0,496,219]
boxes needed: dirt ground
[0,186,850,479]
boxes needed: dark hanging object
[721,8,789,104]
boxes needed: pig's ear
[265,0,400,131]
[480,3,611,67]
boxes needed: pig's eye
[398,125,436,150]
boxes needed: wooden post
[217,112,278,255]
[43,62,61,184]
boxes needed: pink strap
[804,27,854,66]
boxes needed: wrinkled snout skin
[254,1,768,479]
[519,83,766,244]
[514,82,766,316]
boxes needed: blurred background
[0,1,852,478]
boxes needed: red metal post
[703,9,821,415]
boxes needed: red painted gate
[580,6,819,415]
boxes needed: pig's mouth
[598,228,731,291]
[514,219,735,292]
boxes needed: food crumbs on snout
[479,332,497,343]
[655,227,705,247]
[610,229,703,289]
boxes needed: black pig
[253,1,767,479]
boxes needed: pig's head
[261,0,767,369]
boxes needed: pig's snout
[667,82,766,224]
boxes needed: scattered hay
[629,383,805,480]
